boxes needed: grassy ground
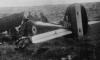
[0,21,100,60]
[0,37,76,60]
[0,22,100,60]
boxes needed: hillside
[0,2,100,22]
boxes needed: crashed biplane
[29,4,100,44]
[14,3,100,49]
[0,4,99,49]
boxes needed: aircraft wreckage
[0,3,98,60]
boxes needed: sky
[0,0,99,7]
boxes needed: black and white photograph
[0,0,99,60]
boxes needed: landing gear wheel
[64,4,88,39]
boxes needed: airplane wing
[31,21,100,43]
[31,29,72,43]
[88,21,100,25]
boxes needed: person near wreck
[40,12,48,22]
